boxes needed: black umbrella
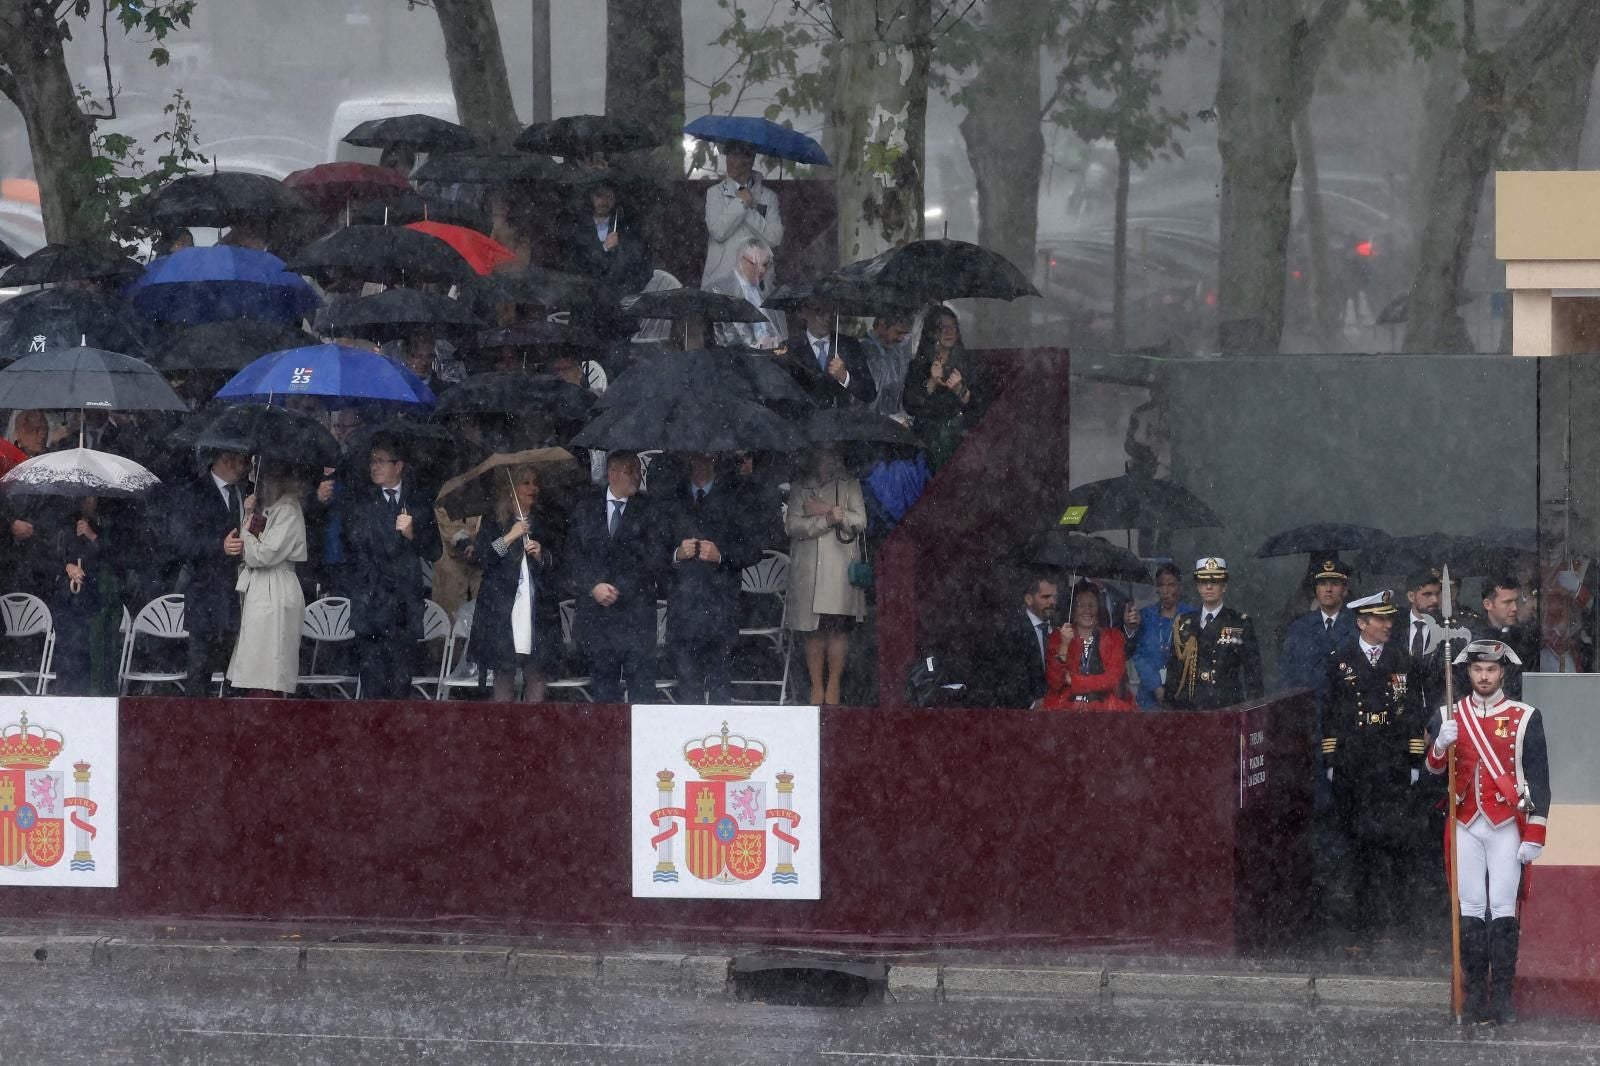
[572,391,803,454]
[412,151,570,185]
[1256,522,1392,559]
[471,321,600,350]
[286,225,475,287]
[805,405,920,447]
[321,288,486,342]
[194,404,338,467]
[0,243,143,287]
[620,288,767,323]
[343,113,478,153]
[836,238,1039,304]
[157,320,319,373]
[124,171,311,230]
[432,372,595,422]
[1063,474,1221,533]
[464,265,601,312]
[1363,532,1533,579]
[337,416,474,486]
[348,192,492,233]
[598,348,811,410]
[1018,530,1152,584]
[515,114,660,157]
[0,288,154,362]
[0,345,186,413]
[765,278,919,318]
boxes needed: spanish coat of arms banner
[631,705,820,900]
[0,697,117,888]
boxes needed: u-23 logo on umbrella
[290,367,314,387]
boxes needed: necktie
[694,487,705,509]
[816,340,830,371]
[226,482,243,528]
[385,488,399,514]
[608,499,624,535]
[1411,621,1425,657]
[1036,621,1048,666]
[1324,616,1332,632]
[1203,612,1214,629]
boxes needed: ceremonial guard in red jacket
[1426,639,1551,1026]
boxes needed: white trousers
[1456,816,1522,920]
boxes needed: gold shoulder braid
[1174,618,1199,701]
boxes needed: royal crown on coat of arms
[0,709,97,874]
[683,723,767,780]
[0,710,64,770]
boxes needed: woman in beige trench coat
[227,466,309,696]
[785,446,867,704]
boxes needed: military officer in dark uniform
[1162,556,1263,710]
[1279,554,1357,694]
[1321,590,1427,942]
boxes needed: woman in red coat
[1043,581,1136,712]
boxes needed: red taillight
[1355,240,1375,257]
[1291,270,1303,280]
[1204,290,1217,307]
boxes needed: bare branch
[931,0,977,38]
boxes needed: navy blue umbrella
[683,115,830,166]
[126,246,322,325]
[215,342,435,409]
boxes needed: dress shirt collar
[1358,637,1385,660]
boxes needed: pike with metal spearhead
[1439,564,1471,1023]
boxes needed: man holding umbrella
[783,297,876,409]
[171,449,252,696]
[340,437,441,698]
[702,141,783,286]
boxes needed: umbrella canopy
[515,114,659,158]
[470,320,600,351]
[0,243,143,288]
[350,192,491,233]
[125,246,322,325]
[0,447,159,498]
[343,113,477,153]
[432,371,594,421]
[572,391,803,453]
[1363,532,1533,579]
[620,287,767,323]
[158,320,319,373]
[412,151,568,185]
[682,115,830,166]
[0,237,17,268]
[465,265,601,312]
[336,416,474,486]
[836,239,1039,304]
[0,345,186,412]
[216,342,435,409]
[0,288,153,362]
[1256,522,1392,559]
[284,162,413,213]
[321,288,485,342]
[125,171,310,230]
[764,278,918,318]
[195,403,338,467]
[805,405,920,447]
[435,447,578,514]
[1018,530,1153,584]
[1063,474,1221,534]
[287,225,475,287]
[598,348,810,410]
[404,221,515,275]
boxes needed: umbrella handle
[69,557,83,596]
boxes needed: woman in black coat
[468,464,561,702]
[904,304,978,468]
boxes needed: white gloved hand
[1326,768,1334,782]
[1519,842,1543,864]
[1411,769,1420,785]
[1432,719,1459,755]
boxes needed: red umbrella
[405,221,515,276]
[0,439,27,478]
[284,163,411,214]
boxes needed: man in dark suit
[661,455,761,703]
[340,438,441,698]
[557,175,653,324]
[567,451,666,702]
[975,576,1057,709]
[1468,576,1540,700]
[170,449,251,696]
[782,298,876,408]
[1163,556,1263,710]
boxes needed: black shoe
[1488,916,1520,1025]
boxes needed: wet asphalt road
[3,967,1600,1065]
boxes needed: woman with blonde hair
[227,462,309,696]
[469,464,560,702]
[785,445,867,704]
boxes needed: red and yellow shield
[684,780,767,882]
[0,769,65,869]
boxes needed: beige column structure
[1498,171,1600,356]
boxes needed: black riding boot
[1489,916,1521,1025]
[1460,916,1490,1023]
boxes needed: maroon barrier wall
[877,347,1072,705]
[1518,868,1600,1019]
[0,692,1312,954]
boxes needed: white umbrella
[0,447,160,498]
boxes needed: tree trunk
[1404,0,1600,354]
[1112,150,1132,350]
[432,0,522,148]
[958,0,1045,345]
[831,0,933,262]
[0,5,97,243]
[604,0,685,174]
[1293,105,1337,348]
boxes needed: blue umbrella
[682,115,830,166]
[215,342,435,409]
[126,246,322,325]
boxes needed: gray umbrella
[0,345,187,413]
[0,447,160,498]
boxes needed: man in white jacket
[702,141,783,285]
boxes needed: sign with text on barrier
[0,697,116,888]
[631,705,820,900]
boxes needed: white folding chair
[0,593,56,695]
[651,599,677,703]
[545,599,592,701]
[411,599,451,700]
[298,596,362,698]
[732,550,792,704]
[119,594,189,695]
[437,599,482,699]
